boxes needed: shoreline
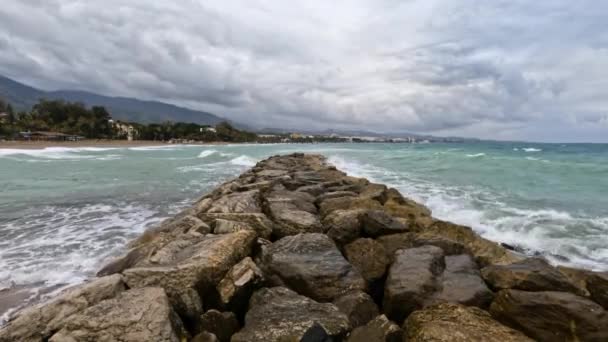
[1,153,607,340]
[0,140,234,149]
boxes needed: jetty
[1,153,607,341]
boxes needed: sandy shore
[0,140,232,149]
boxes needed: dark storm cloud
[1,0,607,141]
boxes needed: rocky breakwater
[1,153,607,342]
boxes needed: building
[0,112,8,124]
[201,127,217,133]
[111,121,138,141]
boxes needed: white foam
[229,155,257,166]
[523,147,542,152]
[198,150,217,158]
[466,153,486,158]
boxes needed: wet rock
[557,266,593,297]
[191,331,219,342]
[49,287,186,342]
[424,220,521,266]
[344,238,390,281]
[481,258,582,293]
[323,209,364,246]
[262,233,366,302]
[268,202,323,237]
[333,291,379,328]
[361,210,409,237]
[405,302,533,342]
[319,196,383,218]
[199,310,239,342]
[588,272,608,309]
[216,257,264,311]
[490,289,608,341]
[383,245,445,323]
[0,275,125,342]
[346,315,402,342]
[383,190,432,229]
[376,232,416,262]
[207,190,262,214]
[433,254,493,308]
[122,231,256,304]
[231,287,350,342]
[199,213,274,239]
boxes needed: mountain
[0,75,227,125]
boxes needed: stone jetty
[1,153,607,341]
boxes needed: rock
[199,213,274,239]
[237,180,274,192]
[344,238,390,281]
[557,266,593,296]
[262,233,366,302]
[191,331,219,342]
[424,220,521,266]
[268,202,323,237]
[216,257,264,311]
[207,190,262,214]
[122,231,256,305]
[588,272,608,309]
[267,189,318,214]
[383,245,445,323]
[413,236,467,256]
[481,258,582,294]
[361,210,409,237]
[376,232,416,262]
[296,183,330,196]
[231,287,350,342]
[300,323,332,342]
[433,254,493,308]
[490,290,608,341]
[323,209,364,245]
[319,196,383,218]
[97,242,156,276]
[49,287,186,342]
[346,315,402,342]
[316,191,358,205]
[333,291,379,328]
[199,310,239,342]
[359,183,388,203]
[173,287,204,330]
[405,302,533,342]
[256,169,289,178]
[0,275,125,342]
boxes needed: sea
[1,142,607,322]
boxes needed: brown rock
[359,183,388,203]
[315,191,358,205]
[333,291,379,328]
[191,331,219,342]
[199,213,274,239]
[207,190,262,214]
[405,302,533,342]
[323,209,364,245]
[383,245,445,323]
[266,189,318,214]
[49,287,186,342]
[347,315,402,342]
[216,257,264,310]
[0,275,125,342]
[481,258,582,294]
[268,202,323,237]
[319,196,382,218]
[344,238,390,281]
[587,272,608,309]
[376,232,417,262]
[231,287,350,342]
[199,310,239,342]
[557,265,593,296]
[413,236,467,255]
[433,254,493,308]
[361,210,410,237]
[262,233,366,302]
[490,289,608,341]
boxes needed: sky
[1,1,608,142]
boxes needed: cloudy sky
[1,1,607,142]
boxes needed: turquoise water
[1,142,607,318]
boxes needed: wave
[198,150,217,158]
[523,147,542,152]
[229,155,257,166]
[466,153,486,158]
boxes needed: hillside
[0,75,226,125]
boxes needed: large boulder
[319,196,383,218]
[267,202,323,237]
[383,245,445,323]
[122,231,256,305]
[49,287,186,342]
[481,258,581,294]
[587,272,608,309]
[333,291,379,328]
[266,189,318,214]
[344,238,390,282]
[405,303,533,342]
[376,232,416,262]
[198,310,239,342]
[231,287,350,342]
[423,220,521,266]
[262,233,366,302]
[490,289,608,341]
[433,254,494,308]
[346,315,402,342]
[315,191,358,205]
[216,257,264,312]
[0,275,125,342]
[199,213,274,239]
[323,209,364,245]
[359,183,388,202]
[206,190,262,214]
[361,210,410,237]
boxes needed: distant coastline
[0,139,234,150]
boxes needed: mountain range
[0,75,227,125]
